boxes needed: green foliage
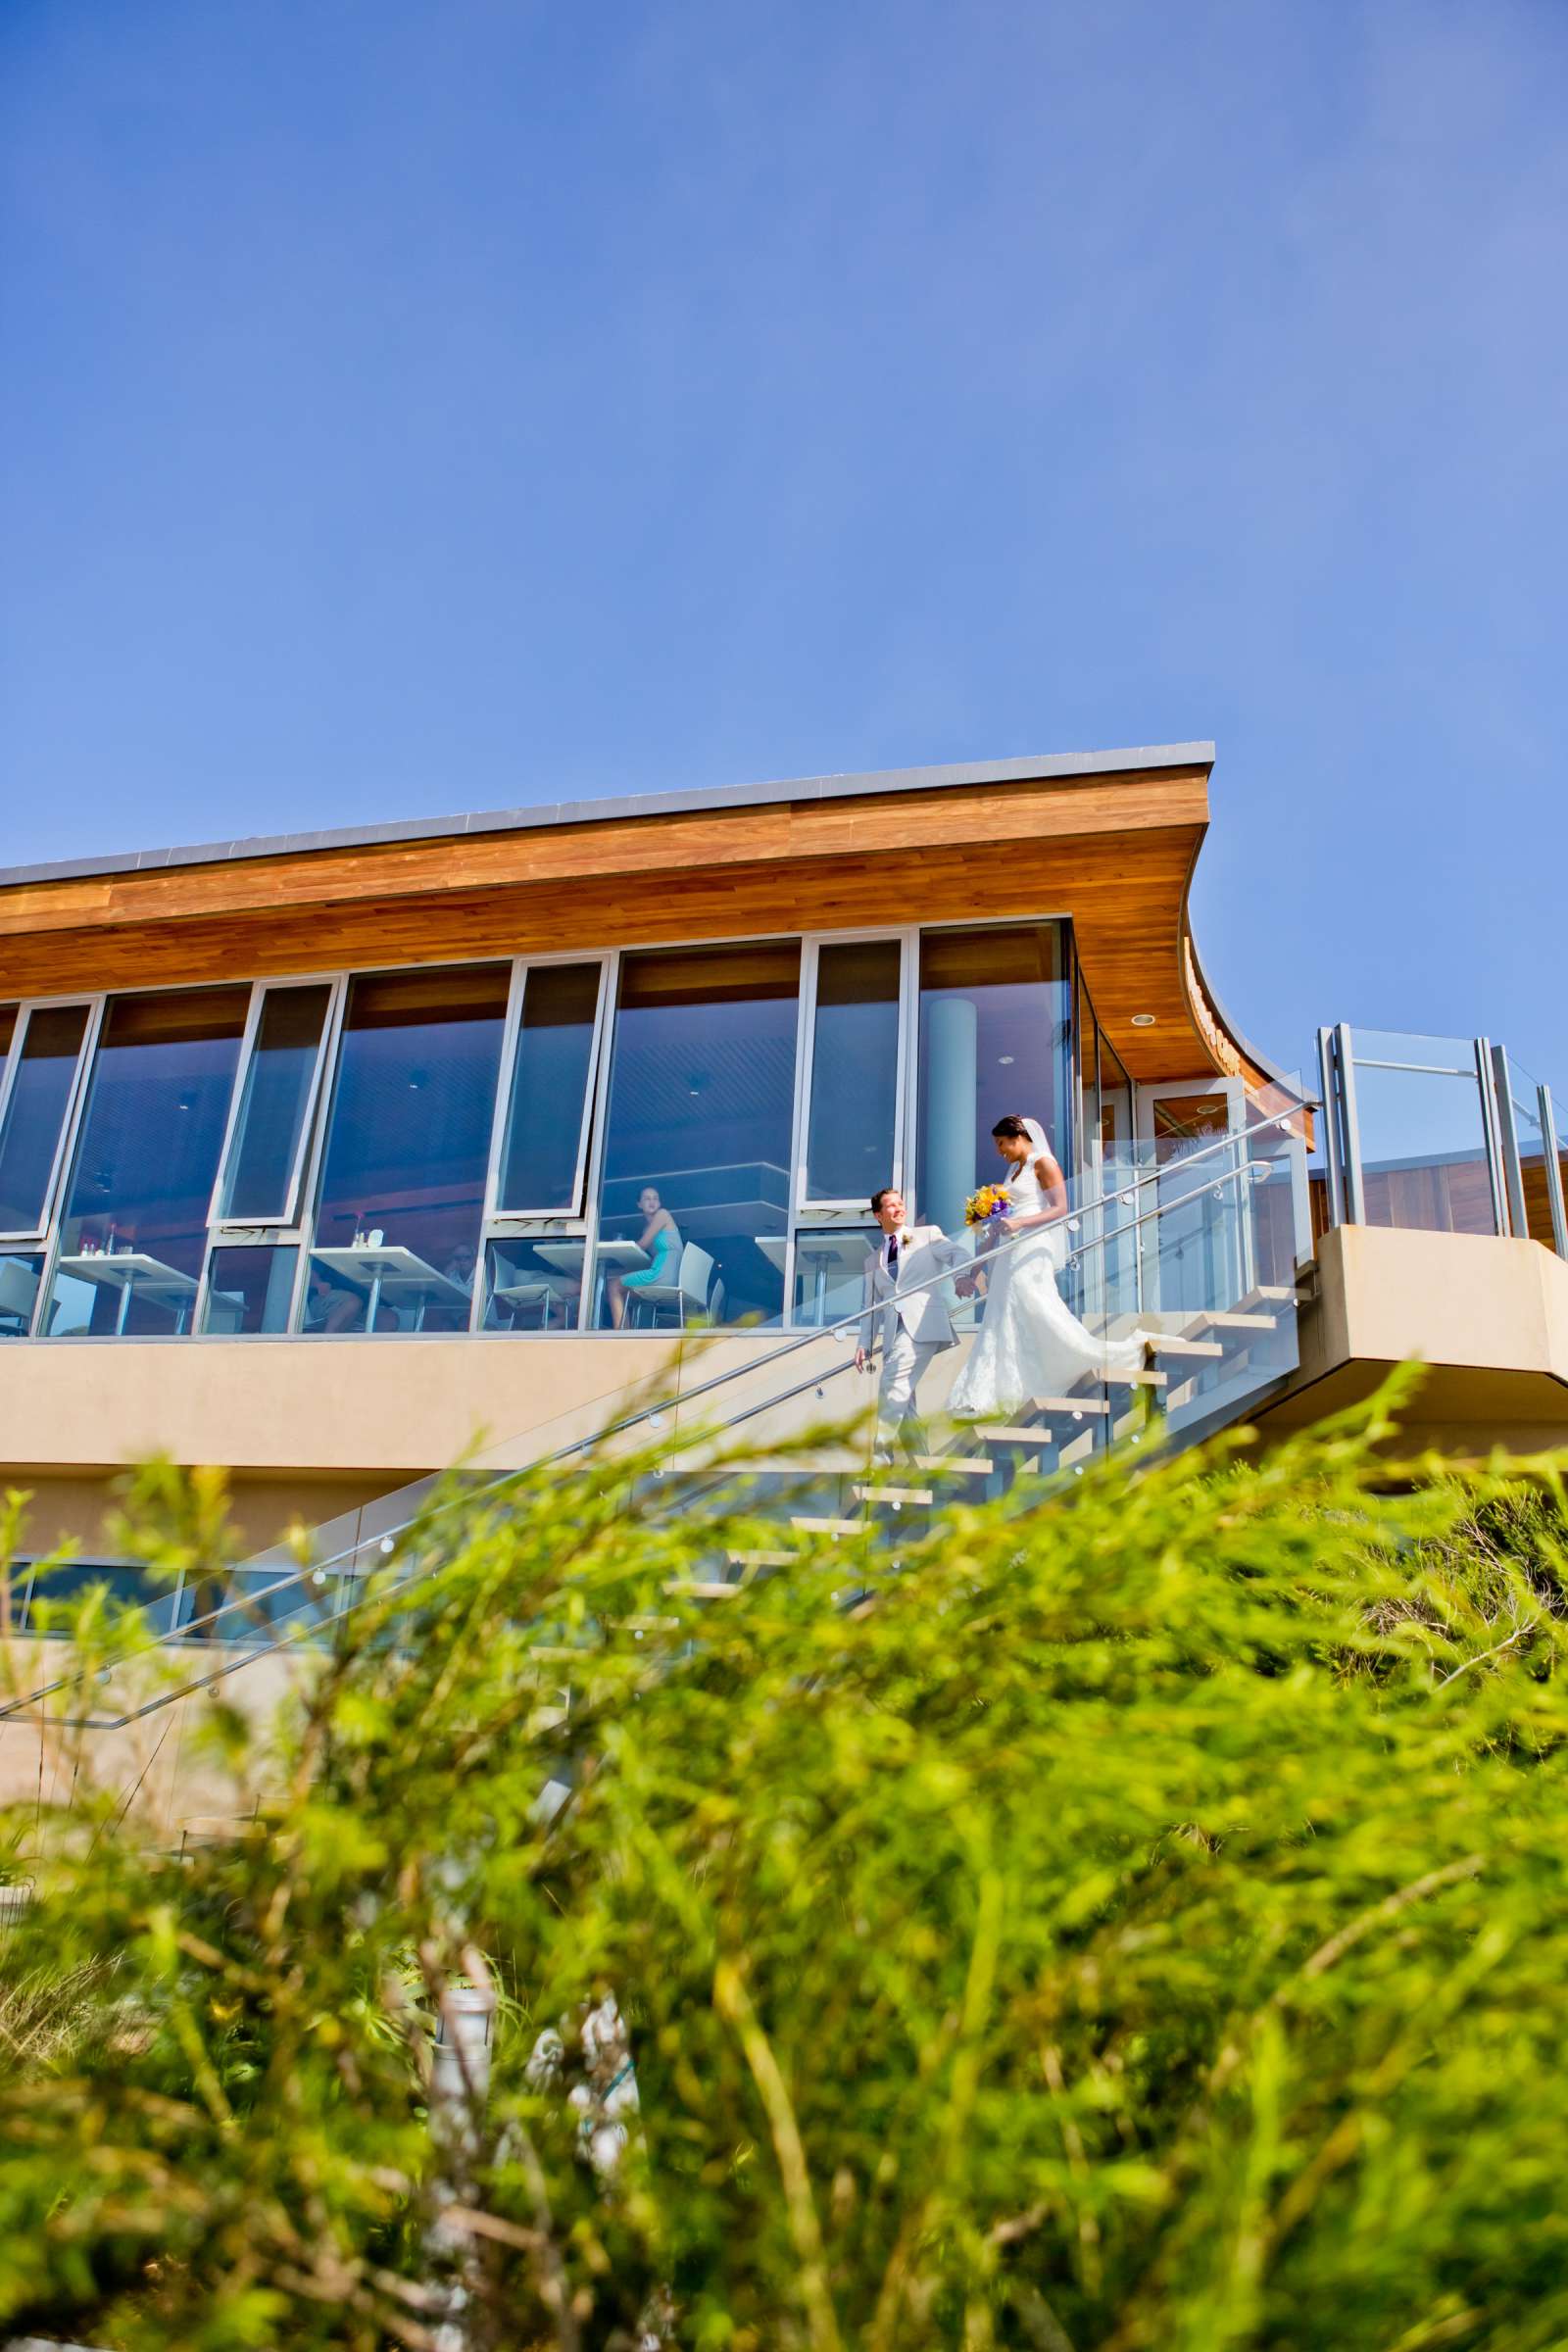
[3,1381,1568,2350]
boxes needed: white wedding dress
[948,1155,1150,1416]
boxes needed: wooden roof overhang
[0,753,1267,1086]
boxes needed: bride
[948,1114,1150,1416]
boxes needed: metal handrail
[1,1095,1313,1723]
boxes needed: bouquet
[964,1183,1012,1228]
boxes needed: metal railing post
[1490,1046,1529,1240]
[1333,1024,1366,1225]
[1539,1084,1568,1260]
[1476,1039,1511,1238]
[1316,1029,1345,1227]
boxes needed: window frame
[0,995,105,1251]
[191,974,348,1339]
[471,951,615,1335]
[204,975,347,1236]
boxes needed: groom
[856,1187,973,1458]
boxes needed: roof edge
[0,743,1215,894]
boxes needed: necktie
[888,1235,900,1278]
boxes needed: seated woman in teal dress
[607,1186,682,1328]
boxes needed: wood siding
[0,760,1265,1084]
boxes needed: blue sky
[3,0,1564,1088]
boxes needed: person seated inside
[305,1260,395,1334]
[606,1185,682,1329]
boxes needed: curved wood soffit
[0,762,1275,1090]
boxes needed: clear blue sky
[3,0,1564,1089]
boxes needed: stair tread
[725,1549,796,1567]
[854,1484,934,1506]
[1198,1309,1278,1331]
[1026,1395,1111,1416]
[791,1516,863,1535]
[980,1425,1055,1446]
[910,1454,994,1474]
[1149,1334,1225,1359]
[1103,1367,1168,1388]
[663,1580,746,1600]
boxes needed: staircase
[0,1093,1313,1739]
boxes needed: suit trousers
[877,1327,945,1446]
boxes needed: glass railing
[1,1092,1315,1727]
[1315,1025,1568,1259]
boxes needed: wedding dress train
[947,1155,1149,1417]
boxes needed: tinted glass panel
[482,1236,584,1331]
[308,965,507,1335]
[497,962,602,1211]
[45,990,248,1337]
[0,1250,44,1338]
[201,1244,300,1335]
[595,942,801,1329]
[916,924,1070,1236]
[806,940,901,1202]
[0,1004,89,1233]
[220,985,331,1221]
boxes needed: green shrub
[2,1378,1567,2351]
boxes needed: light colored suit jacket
[860,1224,970,1354]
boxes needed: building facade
[0,741,1564,1578]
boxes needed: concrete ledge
[1262,1225,1568,1450]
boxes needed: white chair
[631,1242,715,1329]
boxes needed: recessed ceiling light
[998,1054,1014,1065]
[1130,1013,1156,1028]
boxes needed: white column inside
[922,996,978,1236]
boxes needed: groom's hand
[855,1346,868,1373]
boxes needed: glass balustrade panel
[1348,1032,1498,1238]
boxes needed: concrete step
[1029,1395,1111,1417]
[791,1516,862,1537]
[1103,1366,1167,1389]
[854,1485,934,1507]
[1149,1333,1225,1360]
[953,1425,1051,1448]
[910,1453,994,1476]
[1195,1309,1278,1332]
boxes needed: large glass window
[307,965,508,1334]
[200,1244,301,1335]
[0,1004,91,1237]
[496,962,604,1213]
[804,939,902,1204]
[594,942,801,1328]
[218,984,333,1223]
[44,989,249,1337]
[0,1250,44,1338]
[915,924,1071,1237]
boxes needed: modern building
[0,740,1565,1651]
